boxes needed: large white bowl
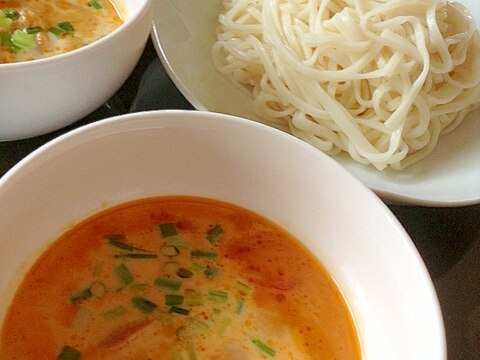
[151,0,480,206]
[0,110,445,359]
[0,0,152,141]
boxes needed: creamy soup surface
[0,0,122,63]
[0,196,362,359]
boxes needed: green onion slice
[114,253,158,259]
[154,278,182,291]
[0,30,20,53]
[206,225,224,245]
[69,287,92,304]
[88,0,103,9]
[49,21,74,37]
[3,10,19,19]
[169,306,190,315]
[26,26,42,34]
[159,223,178,238]
[107,236,154,253]
[204,265,220,279]
[165,235,188,250]
[165,294,184,306]
[208,290,228,303]
[11,30,35,49]
[131,296,158,314]
[59,21,74,32]
[251,339,276,357]
[57,345,81,360]
[191,250,217,259]
[115,263,134,286]
[0,17,12,30]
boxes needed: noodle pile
[212,0,480,170]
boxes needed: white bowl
[151,0,480,206]
[0,110,446,359]
[0,0,152,141]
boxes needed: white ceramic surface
[151,0,480,206]
[0,110,446,359]
[0,0,152,141]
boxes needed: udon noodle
[212,0,480,170]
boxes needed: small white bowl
[0,110,446,359]
[151,0,480,206]
[0,0,152,141]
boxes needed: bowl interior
[151,0,480,206]
[0,110,445,359]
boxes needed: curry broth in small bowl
[0,110,446,359]
[0,0,151,140]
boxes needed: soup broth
[0,196,361,359]
[0,0,122,63]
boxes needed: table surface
[1,38,479,359]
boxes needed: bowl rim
[0,0,151,69]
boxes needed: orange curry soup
[0,0,122,63]
[0,196,362,359]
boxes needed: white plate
[151,0,480,206]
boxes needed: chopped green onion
[131,296,158,314]
[159,223,178,238]
[49,27,63,37]
[206,225,224,245]
[4,10,19,19]
[165,294,184,306]
[154,278,182,291]
[165,235,189,250]
[115,263,134,286]
[114,253,158,259]
[26,26,42,34]
[184,290,203,306]
[176,267,193,278]
[49,21,74,37]
[59,21,74,32]
[204,265,220,279]
[102,305,128,320]
[251,339,276,357]
[11,30,35,49]
[57,345,81,360]
[107,236,154,253]
[234,280,251,296]
[161,245,179,257]
[0,17,12,30]
[191,250,217,259]
[169,306,190,316]
[0,32,19,52]
[208,290,228,303]
[189,262,204,274]
[88,0,103,9]
[69,287,92,304]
